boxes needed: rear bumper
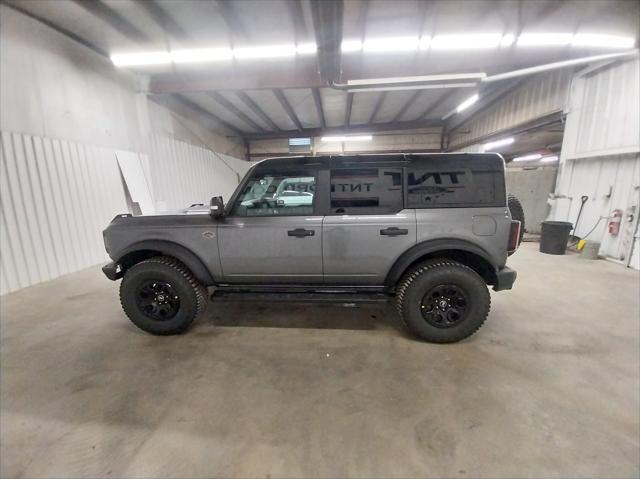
[102,261,123,281]
[493,266,517,291]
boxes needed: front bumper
[102,261,123,281]
[493,266,517,291]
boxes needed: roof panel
[283,89,319,129]
[320,88,349,128]
[180,91,256,133]
[244,90,297,131]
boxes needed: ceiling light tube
[419,36,431,50]
[321,135,373,142]
[233,44,296,59]
[572,34,635,49]
[456,93,479,113]
[482,137,515,151]
[512,153,542,162]
[341,40,363,53]
[431,34,503,50]
[540,155,559,162]
[517,33,573,47]
[296,42,318,54]
[363,36,419,52]
[500,34,516,47]
[111,51,171,66]
[171,48,233,63]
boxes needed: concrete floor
[1,243,639,478]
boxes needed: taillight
[508,220,521,254]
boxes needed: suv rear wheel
[120,256,207,335]
[395,260,490,343]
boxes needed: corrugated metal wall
[0,131,128,294]
[550,58,640,267]
[1,131,250,295]
[449,69,572,150]
[147,134,250,212]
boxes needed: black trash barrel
[540,221,573,255]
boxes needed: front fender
[113,240,216,285]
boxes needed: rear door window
[329,168,403,214]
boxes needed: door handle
[287,228,315,238]
[380,227,408,236]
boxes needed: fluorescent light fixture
[296,42,317,54]
[431,34,503,50]
[289,137,311,146]
[517,33,573,47]
[363,36,419,52]
[419,36,431,50]
[341,40,363,53]
[482,137,515,151]
[541,155,559,162]
[233,44,296,59]
[321,135,373,142]
[111,51,171,66]
[572,34,635,49]
[171,48,233,63]
[512,153,542,162]
[500,34,515,47]
[456,93,479,112]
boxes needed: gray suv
[103,154,521,343]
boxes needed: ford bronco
[102,154,522,343]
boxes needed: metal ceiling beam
[312,88,326,129]
[344,92,354,126]
[72,0,151,43]
[274,90,304,131]
[137,0,190,41]
[310,0,343,84]
[287,0,308,43]
[246,118,443,140]
[172,94,245,137]
[235,92,282,131]
[368,92,387,124]
[216,0,251,44]
[390,91,421,123]
[206,92,266,132]
[417,90,457,121]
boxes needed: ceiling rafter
[216,0,251,45]
[235,92,282,131]
[390,91,421,123]
[72,0,151,43]
[206,92,266,132]
[312,88,326,129]
[247,117,442,140]
[344,92,354,126]
[136,0,190,41]
[173,94,245,137]
[287,0,308,43]
[368,91,387,124]
[274,89,304,131]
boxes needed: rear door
[322,166,416,284]
[218,167,323,283]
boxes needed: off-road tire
[120,255,207,335]
[507,194,525,244]
[395,260,491,343]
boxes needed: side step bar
[211,291,390,304]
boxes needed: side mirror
[209,196,225,219]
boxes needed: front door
[323,167,416,284]
[218,168,323,283]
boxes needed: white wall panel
[147,134,250,212]
[550,58,640,268]
[0,131,128,295]
[562,58,640,159]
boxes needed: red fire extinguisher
[608,209,623,235]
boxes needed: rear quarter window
[406,156,505,208]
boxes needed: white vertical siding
[550,58,640,268]
[0,131,128,294]
[147,134,251,212]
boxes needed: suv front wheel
[120,256,208,335]
[395,260,491,343]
